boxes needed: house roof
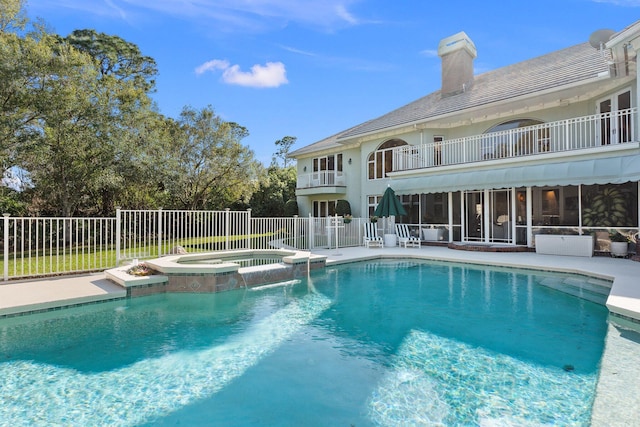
[289,40,613,158]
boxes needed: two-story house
[289,20,640,249]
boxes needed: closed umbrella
[374,186,407,218]
[374,186,407,234]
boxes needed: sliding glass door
[463,189,514,244]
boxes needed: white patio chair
[363,223,384,248]
[396,224,421,248]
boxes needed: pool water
[0,259,610,426]
[179,254,285,267]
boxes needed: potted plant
[370,216,378,224]
[126,262,154,276]
[609,231,630,257]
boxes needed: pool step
[538,276,611,305]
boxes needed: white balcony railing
[297,170,346,188]
[393,108,637,171]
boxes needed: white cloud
[196,60,288,88]
[195,59,231,75]
[279,45,317,57]
[335,4,358,25]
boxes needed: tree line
[0,0,297,218]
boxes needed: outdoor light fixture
[348,158,352,165]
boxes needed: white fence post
[308,213,315,249]
[246,208,252,250]
[157,207,163,257]
[293,215,298,249]
[115,207,121,266]
[3,213,9,282]
[225,208,230,250]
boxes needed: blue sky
[25,0,640,165]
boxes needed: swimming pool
[0,259,610,425]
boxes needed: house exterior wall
[291,21,640,249]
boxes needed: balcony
[393,108,637,172]
[296,170,347,195]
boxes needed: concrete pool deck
[0,245,639,425]
[0,272,126,317]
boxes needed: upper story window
[482,119,545,159]
[313,154,343,173]
[310,154,344,186]
[368,139,408,180]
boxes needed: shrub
[335,199,351,217]
[284,199,299,216]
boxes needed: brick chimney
[437,32,477,97]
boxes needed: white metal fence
[1,210,368,281]
[393,108,637,171]
[2,215,118,281]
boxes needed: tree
[65,29,157,95]
[160,105,263,210]
[0,0,51,171]
[63,29,160,215]
[252,136,298,216]
[0,0,26,32]
[249,165,297,217]
[271,136,296,168]
[19,38,108,216]
[15,29,161,216]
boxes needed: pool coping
[142,249,324,275]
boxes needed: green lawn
[0,231,298,279]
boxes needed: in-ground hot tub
[177,251,289,268]
[106,249,327,297]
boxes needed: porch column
[459,192,466,242]
[483,189,490,243]
[510,188,516,245]
[526,187,533,247]
[448,192,453,242]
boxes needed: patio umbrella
[374,186,407,233]
[374,186,407,218]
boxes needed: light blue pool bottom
[0,292,332,426]
[369,330,594,425]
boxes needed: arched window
[368,139,408,180]
[483,119,547,159]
